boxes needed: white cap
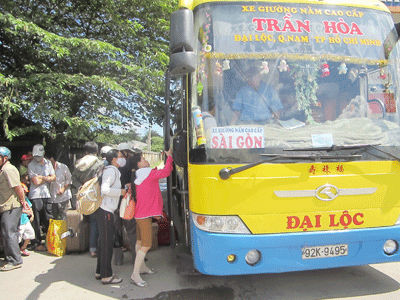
[32,144,45,157]
[100,146,113,155]
[117,142,132,151]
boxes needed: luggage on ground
[66,210,90,252]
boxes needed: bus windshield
[189,2,400,164]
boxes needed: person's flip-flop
[101,275,122,285]
[140,268,156,275]
[0,264,22,271]
[130,278,148,287]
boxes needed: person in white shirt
[28,144,56,251]
[95,148,126,285]
[48,154,72,220]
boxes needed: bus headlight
[383,240,398,255]
[192,213,251,234]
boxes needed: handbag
[120,192,136,220]
[46,219,67,256]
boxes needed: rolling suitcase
[66,210,90,253]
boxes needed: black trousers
[96,208,114,278]
[30,198,52,245]
[0,207,23,266]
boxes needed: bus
[165,0,400,276]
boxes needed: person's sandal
[95,273,101,280]
[0,263,22,271]
[101,275,122,285]
[130,278,148,287]
[140,268,156,275]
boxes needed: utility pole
[147,124,152,151]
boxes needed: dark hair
[105,149,119,165]
[84,141,98,155]
[127,152,142,202]
[46,150,56,160]
[127,153,142,171]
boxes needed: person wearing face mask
[113,142,139,266]
[27,144,56,251]
[95,148,126,285]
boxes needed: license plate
[301,244,348,259]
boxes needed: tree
[95,128,141,145]
[0,0,178,149]
[151,136,164,152]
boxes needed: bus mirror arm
[219,156,280,180]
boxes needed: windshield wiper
[283,143,380,152]
[219,155,280,180]
[219,153,361,180]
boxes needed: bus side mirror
[169,8,196,75]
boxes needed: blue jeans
[89,210,99,253]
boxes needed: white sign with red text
[210,127,264,149]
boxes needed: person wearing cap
[27,144,56,251]
[231,65,283,124]
[113,142,140,266]
[100,145,113,166]
[71,141,104,257]
[0,147,31,271]
[47,152,72,221]
[19,154,32,176]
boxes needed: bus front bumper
[191,219,400,275]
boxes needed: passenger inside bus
[202,97,217,133]
[230,66,283,125]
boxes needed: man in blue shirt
[232,66,283,124]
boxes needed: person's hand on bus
[165,149,172,157]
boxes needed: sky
[135,123,163,137]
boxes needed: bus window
[188,2,400,164]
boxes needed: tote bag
[120,192,135,220]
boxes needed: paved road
[2,246,400,300]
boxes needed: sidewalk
[0,246,177,300]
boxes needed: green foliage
[151,136,164,152]
[94,128,141,145]
[0,0,178,143]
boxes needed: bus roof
[178,0,390,13]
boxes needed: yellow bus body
[189,161,400,233]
